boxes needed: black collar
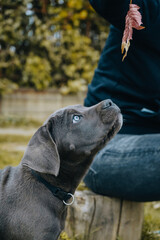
[31,170,74,205]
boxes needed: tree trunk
[65,190,144,240]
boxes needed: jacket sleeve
[89,0,160,29]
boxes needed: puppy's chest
[1,203,63,240]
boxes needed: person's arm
[89,0,160,29]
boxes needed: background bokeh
[0,0,109,95]
[0,1,160,239]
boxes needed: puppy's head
[22,100,122,176]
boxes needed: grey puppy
[0,99,122,240]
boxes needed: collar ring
[63,193,75,206]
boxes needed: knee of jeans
[83,167,97,192]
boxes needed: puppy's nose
[102,99,113,109]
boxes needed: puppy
[0,100,122,240]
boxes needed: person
[83,0,160,202]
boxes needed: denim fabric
[84,134,160,202]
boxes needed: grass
[0,134,31,143]
[0,150,23,169]
[0,131,160,240]
[0,134,31,169]
[59,232,72,240]
[141,203,160,240]
[0,116,42,128]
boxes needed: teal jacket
[84,0,160,134]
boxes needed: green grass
[0,134,31,169]
[0,116,42,128]
[0,134,31,143]
[141,203,160,240]
[0,150,24,169]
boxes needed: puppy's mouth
[102,114,123,144]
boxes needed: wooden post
[65,190,144,240]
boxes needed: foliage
[141,203,160,240]
[0,79,18,95]
[59,232,71,240]
[141,217,159,240]
[0,0,109,95]
[121,2,145,61]
[77,181,89,191]
[23,53,52,90]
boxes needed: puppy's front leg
[37,229,61,240]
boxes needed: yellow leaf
[67,0,75,8]
[79,10,88,20]
[60,11,68,18]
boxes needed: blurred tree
[0,0,30,93]
[0,0,109,95]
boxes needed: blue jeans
[84,134,160,202]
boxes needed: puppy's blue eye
[73,115,81,123]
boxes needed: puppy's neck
[41,154,94,194]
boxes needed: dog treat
[121,0,145,61]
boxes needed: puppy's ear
[22,121,60,176]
